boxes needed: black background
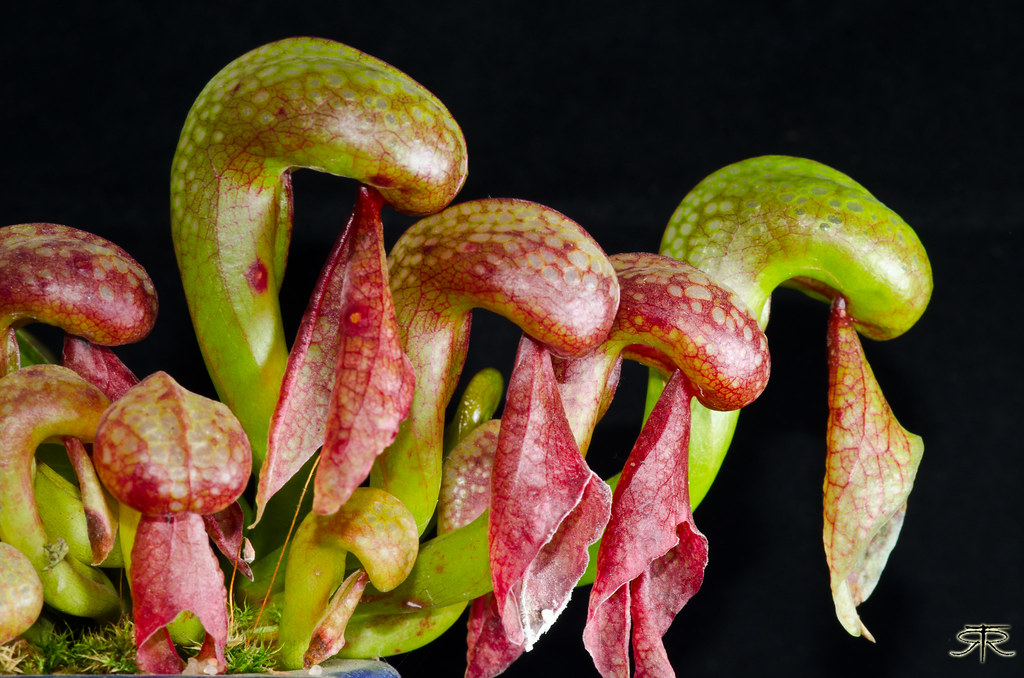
[2,1,1021,677]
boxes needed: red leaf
[315,189,415,515]
[465,594,526,678]
[60,337,140,565]
[584,369,708,678]
[304,569,370,667]
[257,185,414,519]
[61,336,139,401]
[202,502,254,581]
[824,297,923,640]
[255,201,350,519]
[629,536,707,677]
[488,336,611,653]
[131,513,229,674]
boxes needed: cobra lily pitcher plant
[0,36,931,677]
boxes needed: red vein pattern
[258,185,414,518]
[484,336,612,666]
[132,513,229,674]
[584,369,708,678]
[824,297,923,640]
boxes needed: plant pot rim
[16,657,400,678]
